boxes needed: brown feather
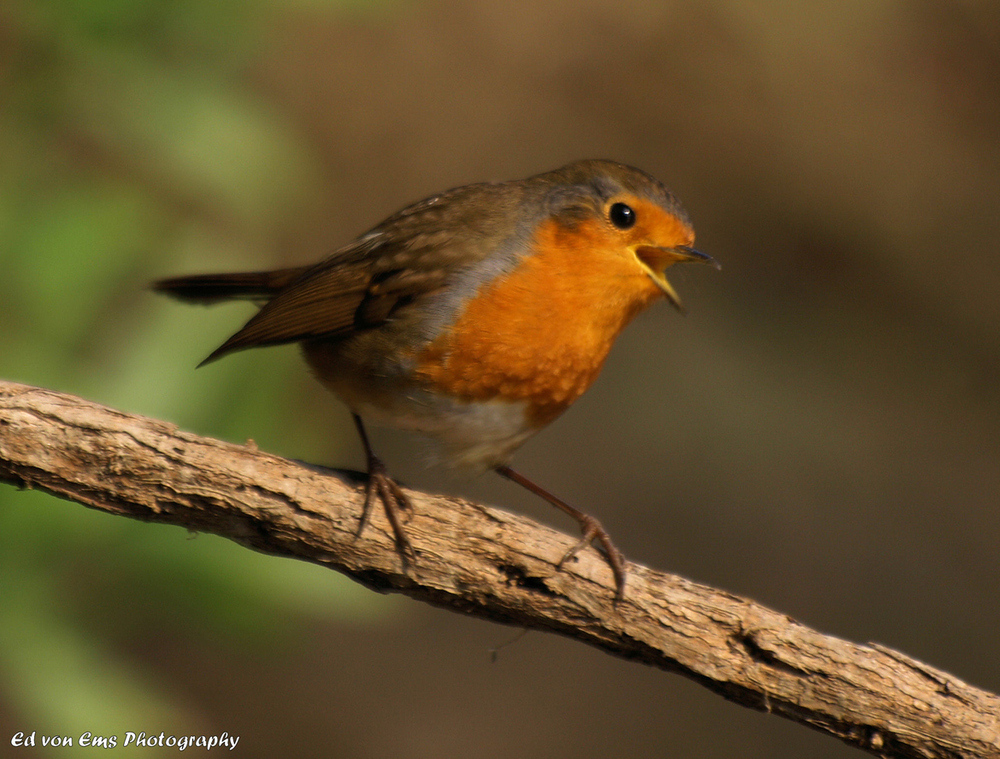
[157,174,531,366]
[152,268,308,304]
[199,266,371,364]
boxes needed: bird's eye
[609,202,636,229]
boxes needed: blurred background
[1,0,998,756]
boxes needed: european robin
[154,159,717,598]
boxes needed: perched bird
[154,159,717,598]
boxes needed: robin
[154,159,717,598]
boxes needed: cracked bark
[0,380,997,758]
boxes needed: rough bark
[0,380,997,758]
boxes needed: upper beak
[634,245,720,313]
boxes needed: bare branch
[0,380,997,758]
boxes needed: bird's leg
[494,465,626,599]
[352,413,415,559]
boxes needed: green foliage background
[1,1,396,753]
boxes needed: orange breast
[414,216,663,426]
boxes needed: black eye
[609,202,635,229]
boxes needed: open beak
[634,245,720,313]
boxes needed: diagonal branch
[0,380,997,758]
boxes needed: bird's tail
[152,267,309,305]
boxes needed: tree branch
[0,380,997,758]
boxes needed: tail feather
[152,267,309,304]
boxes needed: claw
[353,414,416,563]
[496,465,627,600]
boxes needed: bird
[153,159,718,598]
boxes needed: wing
[200,179,523,365]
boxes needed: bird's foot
[357,451,416,562]
[556,512,627,601]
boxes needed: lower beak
[634,245,720,313]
